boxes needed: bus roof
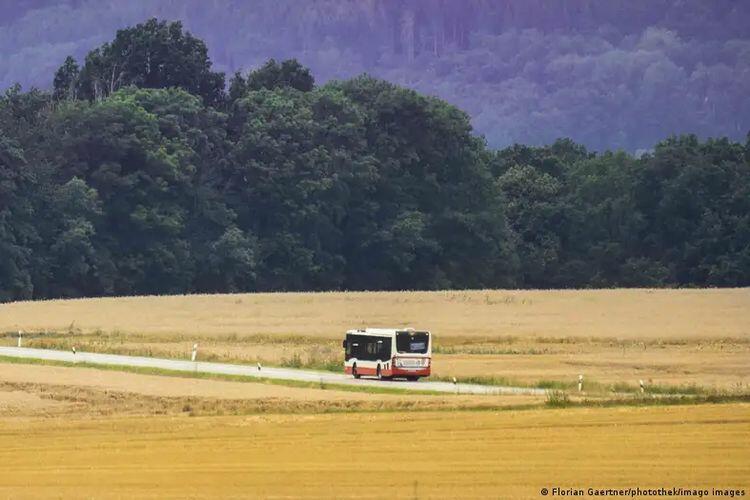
[345,328,429,337]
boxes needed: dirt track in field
[0,404,747,499]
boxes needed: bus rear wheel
[352,364,360,379]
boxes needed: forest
[1,19,748,301]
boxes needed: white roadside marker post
[17,330,22,348]
[72,346,76,363]
[639,379,645,394]
[191,344,199,373]
[578,374,583,393]
[452,376,458,395]
[257,362,262,371]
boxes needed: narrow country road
[0,346,546,396]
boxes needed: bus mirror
[342,340,346,348]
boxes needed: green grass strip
[0,355,442,396]
[2,355,748,413]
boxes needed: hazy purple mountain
[1,0,748,151]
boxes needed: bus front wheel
[406,376,419,381]
[352,364,360,379]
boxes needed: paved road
[0,346,546,396]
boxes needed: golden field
[2,288,748,339]
[0,404,747,499]
[0,289,749,498]
[2,289,748,391]
[0,363,539,417]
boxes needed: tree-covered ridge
[1,0,749,151]
[0,19,748,301]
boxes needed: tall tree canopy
[61,19,225,106]
[0,20,748,301]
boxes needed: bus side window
[366,341,379,361]
[376,340,388,359]
[348,335,360,359]
[380,338,392,359]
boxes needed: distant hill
[1,0,749,150]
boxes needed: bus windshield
[396,332,429,354]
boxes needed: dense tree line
[0,20,748,301]
[2,1,749,151]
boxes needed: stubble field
[0,404,747,498]
[0,288,748,498]
[2,288,748,391]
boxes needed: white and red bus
[342,328,431,381]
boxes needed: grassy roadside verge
[3,335,345,373]
[0,355,748,415]
[0,355,441,396]
[431,374,741,397]
[544,389,750,408]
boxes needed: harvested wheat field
[2,289,748,392]
[0,404,747,499]
[0,363,538,418]
[0,290,748,498]
[2,288,748,339]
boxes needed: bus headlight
[423,359,430,367]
